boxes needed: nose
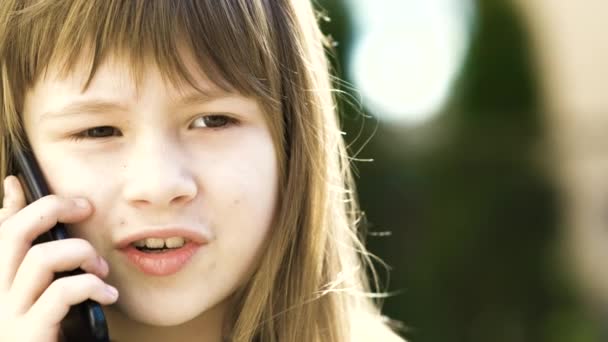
[121,135,197,210]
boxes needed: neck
[103,299,231,342]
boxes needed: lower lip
[119,242,201,276]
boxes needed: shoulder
[350,312,407,342]
[353,324,406,342]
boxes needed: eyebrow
[39,92,224,122]
[175,92,219,107]
[39,99,129,122]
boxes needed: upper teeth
[133,237,186,249]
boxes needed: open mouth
[120,235,202,276]
[132,237,189,253]
[135,246,181,253]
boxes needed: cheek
[207,137,279,237]
[30,153,116,250]
[34,149,105,195]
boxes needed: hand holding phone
[0,145,113,342]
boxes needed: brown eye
[84,126,120,138]
[191,115,237,129]
[71,126,122,141]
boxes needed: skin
[18,55,279,341]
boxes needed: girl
[0,0,404,341]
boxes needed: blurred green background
[315,0,603,341]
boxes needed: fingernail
[73,198,89,209]
[3,177,11,200]
[106,285,119,298]
[2,177,13,208]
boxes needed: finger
[10,238,109,314]
[0,175,27,223]
[1,194,92,243]
[26,273,118,328]
[0,195,92,292]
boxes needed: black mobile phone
[11,143,110,342]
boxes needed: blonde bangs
[1,0,279,110]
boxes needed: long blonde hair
[0,1,403,341]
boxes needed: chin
[119,300,205,326]
[114,288,225,326]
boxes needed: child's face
[21,56,279,326]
